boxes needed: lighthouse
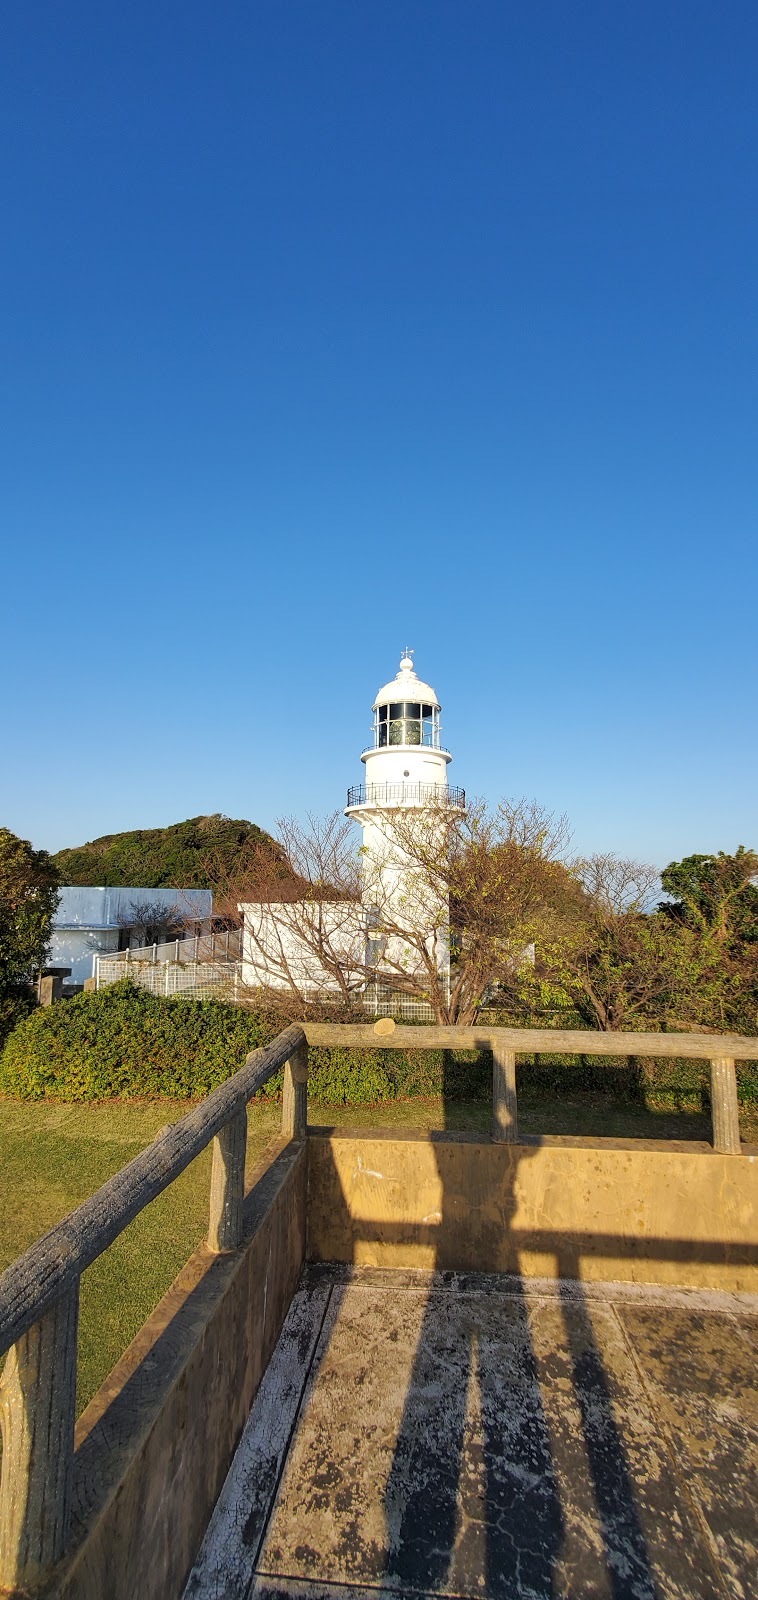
[240,651,464,1004]
[345,652,465,968]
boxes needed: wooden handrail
[0,1023,306,1591]
[0,1024,305,1361]
[304,1021,753,1156]
[303,1022,758,1058]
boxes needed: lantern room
[346,651,462,816]
[375,700,440,749]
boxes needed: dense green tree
[660,848,758,945]
[52,814,282,890]
[0,827,60,1038]
[546,911,712,1033]
[659,848,758,1034]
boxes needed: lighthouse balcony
[346,781,466,811]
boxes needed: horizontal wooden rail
[304,1020,754,1156]
[303,1022,758,1059]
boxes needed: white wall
[362,746,449,788]
[240,902,367,993]
[54,886,212,930]
[48,928,120,985]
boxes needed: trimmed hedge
[0,984,272,1102]
[0,983,485,1106]
[0,982,756,1109]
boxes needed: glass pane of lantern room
[405,719,421,744]
[422,706,433,745]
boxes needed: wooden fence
[305,1020,757,1152]
[1,1020,756,1592]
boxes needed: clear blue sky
[1,1,756,869]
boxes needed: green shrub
[0,983,274,1101]
[0,984,37,1047]
[1,981,756,1108]
[0,983,490,1106]
[516,1052,757,1109]
[306,1045,490,1105]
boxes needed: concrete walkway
[185,1265,758,1600]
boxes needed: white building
[241,901,367,998]
[240,652,464,1001]
[50,886,213,987]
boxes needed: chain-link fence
[94,955,442,1018]
[95,956,243,1000]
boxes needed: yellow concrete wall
[307,1130,758,1292]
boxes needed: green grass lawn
[1,1092,755,1414]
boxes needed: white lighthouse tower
[345,653,464,982]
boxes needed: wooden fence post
[207,1109,248,1251]
[282,1042,308,1140]
[492,1043,518,1143]
[710,1057,741,1154]
[0,1280,79,1590]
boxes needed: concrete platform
[184,1265,758,1600]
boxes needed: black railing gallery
[346,782,466,809]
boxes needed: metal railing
[97,927,243,976]
[346,781,466,809]
[1,1018,755,1590]
[95,954,242,999]
[94,959,436,1014]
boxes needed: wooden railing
[303,1021,758,1153]
[1,1019,756,1592]
[0,1023,307,1593]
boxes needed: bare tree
[202,834,308,929]
[574,854,660,916]
[237,814,367,1018]
[117,899,187,949]
[210,798,578,1025]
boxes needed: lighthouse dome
[373,652,440,710]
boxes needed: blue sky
[1,1,756,869]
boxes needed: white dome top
[373,651,440,709]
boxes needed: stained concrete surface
[306,1130,758,1290]
[185,1267,758,1600]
